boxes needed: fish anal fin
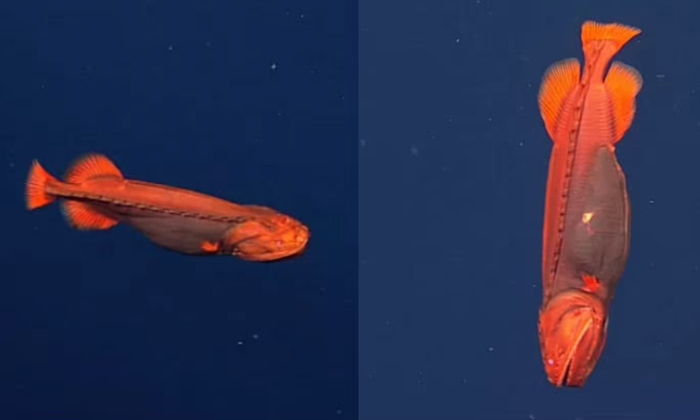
[581,21,641,53]
[538,58,580,141]
[582,274,601,293]
[26,160,59,210]
[605,61,643,143]
[61,200,119,230]
[64,154,124,185]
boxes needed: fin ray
[201,241,221,253]
[64,154,123,184]
[605,61,643,143]
[60,200,119,230]
[538,58,581,140]
[26,160,58,210]
[582,274,601,293]
[581,21,641,51]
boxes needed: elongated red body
[537,22,643,387]
[26,154,309,262]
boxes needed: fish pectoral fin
[605,61,643,143]
[61,200,119,230]
[582,274,601,293]
[200,240,221,253]
[538,58,581,140]
[64,154,124,184]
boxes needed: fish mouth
[556,310,593,387]
[243,241,308,262]
[292,224,310,248]
[538,290,608,388]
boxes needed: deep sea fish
[26,153,309,262]
[537,21,643,387]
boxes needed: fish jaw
[225,217,310,262]
[538,289,608,387]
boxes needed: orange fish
[537,21,643,387]
[26,154,310,262]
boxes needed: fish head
[224,214,310,262]
[538,289,608,387]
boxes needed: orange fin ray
[26,160,59,210]
[201,241,221,253]
[538,58,581,140]
[581,21,641,51]
[60,200,119,230]
[64,154,124,184]
[605,61,643,143]
[582,274,601,293]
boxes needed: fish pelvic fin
[60,200,119,230]
[26,160,59,210]
[538,58,580,140]
[605,61,643,143]
[64,153,124,184]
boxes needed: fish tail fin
[64,153,124,184]
[605,61,643,143]
[26,160,59,210]
[581,21,641,61]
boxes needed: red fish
[26,154,310,262]
[537,21,643,387]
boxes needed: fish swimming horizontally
[26,154,310,262]
[537,21,642,387]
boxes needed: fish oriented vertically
[537,21,643,387]
[25,154,310,262]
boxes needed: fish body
[26,154,309,262]
[537,21,643,387]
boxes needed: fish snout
[294,224,310,247]
[228,217,310,262]
[538,290,608,387]
[271,221,309,256]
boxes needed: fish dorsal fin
[64,154,124,184]
[60,201,119,230]
[538,58,581,141]
[605,61,643,143]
